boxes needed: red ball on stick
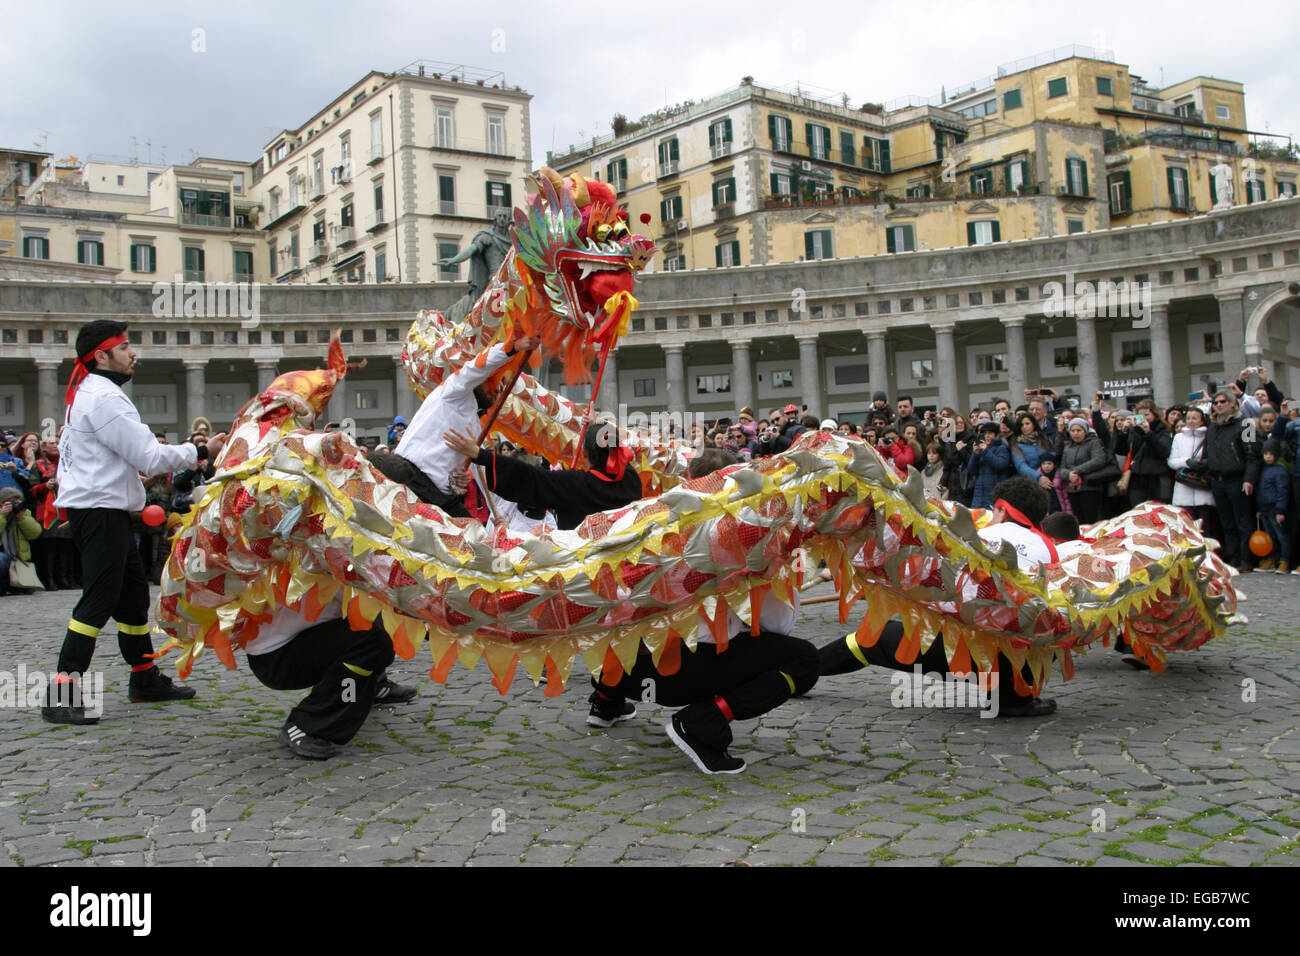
[142,504,166,527]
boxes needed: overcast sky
[3,0,1297,171]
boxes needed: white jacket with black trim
[55,374,199,512]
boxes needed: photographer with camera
[967,420,1014,509]
[1,488,44,595]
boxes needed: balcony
[310,178,325,201]
[711,140,732,159]
[657,161,678,178]
[180,212,231,229]
[337,164,353,183]
[183,269,205,282]
[336,225,356,246]
[367,144,385,165]
[264,201,306,230]
[310,241,329,262]
[365,210,387,231]
[438,200,456,215]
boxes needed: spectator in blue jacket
[967,420,1014,509]
[1257,439,1291,573]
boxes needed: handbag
[1174,436,1210,489]
[9,556,43,590]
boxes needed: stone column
[183,360,207,431]
[1215,292,1247,385]
[867,331,888,398]
[1075,315,1101,401]
[664,344,686,416]
[393,356,417,422]
[35,359,62,432]
[1146,305,1175,408]
[597,348,618,414]
[732,341,754,414]
[796,334,822,416]
[1000,317,1028,404]
[255,360,279,394]
[933,324,958,414]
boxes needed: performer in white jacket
[45,321,225,724]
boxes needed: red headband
[64,333,128,416]
[592,445,634,483]
[994,498,1058,563]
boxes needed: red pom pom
[142,504,166,527]
[639,213,652,225]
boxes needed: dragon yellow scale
[153,170,1245,697]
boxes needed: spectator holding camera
[0,488,43,595]
[967,420,1014,509]
[1113,399,1173,507]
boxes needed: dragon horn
[567,174,589,207]
[537,167,566,192]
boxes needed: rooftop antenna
[34,129,49,151]
[130,136,138,164]
[145,139,152,164]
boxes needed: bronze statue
[435,208,512,321]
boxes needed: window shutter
[1121,170,1132,204]
[661,198,670,221]
[724,118,732,142]
[967,222,977,245]
[880,140,891,173]
[886,228,897,254]
[770,172,780,194]
[129,245,138,271]
[716,244,723,267]
[1208,170,1218,204]
[501,182,511,206]
[730,240,740,265]
[1168,167,1179,204]
[1079,160,1088,196]
[77,242,85,265]
[805,232,815,259]
[712,181,720,206]
[991,221,1001,242]
[768,115,777,142]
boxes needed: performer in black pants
[819,477,1064,718]
[246,597,415,759]
[44,321,225,724]
[586,448,820,774]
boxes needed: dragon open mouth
[558,256,637,328]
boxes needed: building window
[657,138,680,176]
[486,180,512,210]
[137,394,168,415]
[660,194,683,222]
[711,177,736,207]
[1096,76,1113,96]
[663,254,686,271]
[1005,160,1028,192]
[375,249,387,283]
[633,378,655,398]
[910,359,934,380]
[436,106,454,148]
[294,330,308,344]
[654,316,668,330]
[1279,181,1297,198]
[248,330,261,345]
[715,240,740,267]
[743,311,756,324]
[709,118,733,158]
[865,137,891,173]
[833,365,870,386]
[1054,346,1078,368]
[804,123,830,161]
[77,239,104,266]
[765,309,778,323]
[199,331,215,345]
[676,315,689,329]
[22,236,49,259]
[370,111,384,159]
[212,394,236,414]
[1047,77,1068,98]
[976,353,1006,373]
[1108,171,1132,215]
[354,389,379,410]
[129,243,156,273]
[969,168,993,194]
[805,229,833,260]
[233,249,253,282]
[438,241,459,279]
[885,225,915,253]
[695,374,731,394]
[905,183,931,199]
[991,290,1005,304]
[1067,218,1085,234]
[436,174,455,215]
[183,247,205,282]
[769,114,792,152]
[1215,104,1230,120]
[223,331,238,345]
[721,312,735,326]
[487,114,506,155]
[770,172,792,196]
[605,158,627,193]
[340,202,354,227]
[840,129,856,165]
[176,330,190,345]
[967,220,1000,245]
[1203,332,1223,354]
[1065,158,1088,196]
[362,328,376,343]
[152,330,166,345]
[1245,178,1266,204]
[1003,88,1022,110]
[1167,167,1190,210]
[1121,339,1152,365]
[771,370,794,389]
[968,292,983,306]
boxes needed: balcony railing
[438,200,456,215]
[180,212,230,228]
[658,161,678,177]
[183,269,205,282]
[365,210,387,231]
[711,140,732,159]
[310,241,329,261]
[310,178,325,200]
[368,144,385,165]
[336,226,356,246]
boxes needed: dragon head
[513,168,655,333]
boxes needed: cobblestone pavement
[1,574,1298,868]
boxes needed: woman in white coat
[1168,406,1216,534]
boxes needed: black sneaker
[278,722,338,760]
[998,695,1058,718]
[374,674,417,704]
[128,669,197,703]
[586,691,637,728]
[666,711,746,775]
[41,681,100,725]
